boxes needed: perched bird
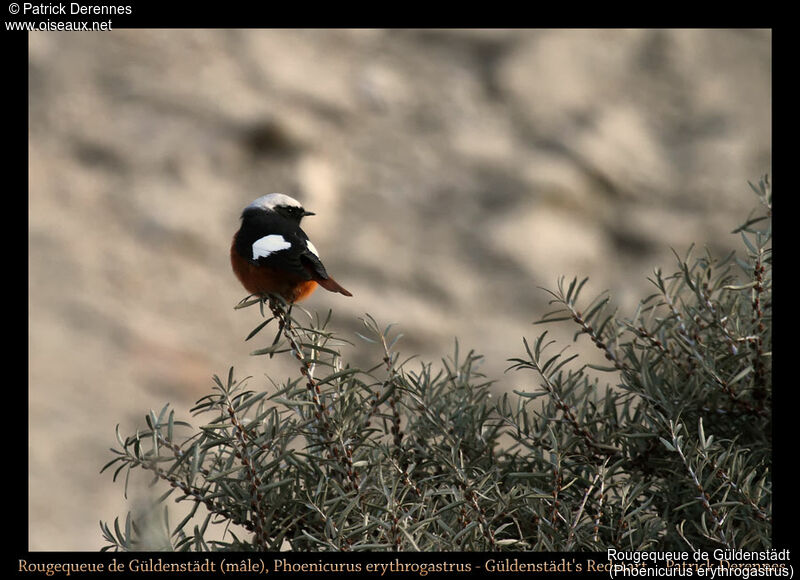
[231,193,353,303]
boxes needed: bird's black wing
[251,231,330,282]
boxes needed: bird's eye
[281,206,304,220]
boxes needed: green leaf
[245,318,273,341]
[659,437,676,452]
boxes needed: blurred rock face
[28,29,770,549]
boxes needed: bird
[231,193,353,303]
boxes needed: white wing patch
[252,235,291,260]
[305,240,320,258]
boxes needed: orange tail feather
[316,276,353,297]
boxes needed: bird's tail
[316,276,353,297]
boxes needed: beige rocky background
[28,29,771,550]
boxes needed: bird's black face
[275,204,314,224]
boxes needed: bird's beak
[303,210,316,217]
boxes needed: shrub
[102,177,771,551]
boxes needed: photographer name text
[15,3,131,15]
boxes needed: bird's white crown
[247,193,304,212]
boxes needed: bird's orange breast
[230,241,318,303]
